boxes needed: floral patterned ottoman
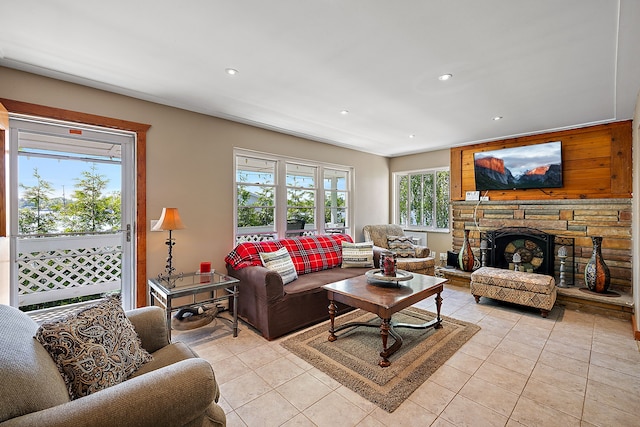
[470,266,556,317]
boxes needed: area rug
[280,307,480,412]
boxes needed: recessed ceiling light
[438,74,453,81]
[340,110,349,115]
[409,134,416,139]
[493,116,503,121]
[225,68,239,75]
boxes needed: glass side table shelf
[148,271,240,341]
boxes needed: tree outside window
[397,168,449,230]
[235,152,352,240]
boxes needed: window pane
[325,207,347,226]
[237,207,274,228]
[287,208,314,225]
[410,175,423,226]
[236,156,275,185]
[323,169,347,190]
[286,163,316,188]
[237,185,274,207]
[422,174,434,227]
[436,170,450,229]
[287,189,315,206]
[399,175,408,226]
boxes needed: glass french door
[8,117,136,310]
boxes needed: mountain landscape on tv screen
[474,155,562,190]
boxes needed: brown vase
[584,236,610,293]
[458,229,476,272]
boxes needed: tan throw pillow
[387,235,416,258]
[35,294,153,400]
[341,241,374,268]
[260,247,298,284]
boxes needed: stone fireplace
[451,198,630,294]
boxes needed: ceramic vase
[584,236,610,293]
[458,229,476,272]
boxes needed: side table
[148,271,240,341]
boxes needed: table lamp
[152,207,186,280]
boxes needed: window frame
[393,167,450,232]
[234,149,353,241]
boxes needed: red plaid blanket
[225,234,353,275]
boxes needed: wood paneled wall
[450,121,632,201]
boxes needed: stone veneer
[451,199,632,295]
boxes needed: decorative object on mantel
[152,207,186,286]
[584,236,610,294]
[557,246,568,288]
[458,229,476,272]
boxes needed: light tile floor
[173,285,640,427]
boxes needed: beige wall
[0,67,390,296]
[389,149,452,263]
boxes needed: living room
[1,2,640,426]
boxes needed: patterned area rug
[280,307,480,412]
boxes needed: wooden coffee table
[322,272,447,367]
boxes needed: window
[324,168,348,234]
[234,150,352,241]
[395,168,450,231]
[236,156,276,238]
[286,163,316,235]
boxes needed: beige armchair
[363,224,435,275]
[0,304,226,427]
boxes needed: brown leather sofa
[225,234,374,340]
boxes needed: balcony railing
[16,233,122,307]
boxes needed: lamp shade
[152,208,186,231]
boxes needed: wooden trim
[0,98,151,307]
[0,102,8,237]
[450,147,463,201]
[610,122,633,196]
[633,315,640,341]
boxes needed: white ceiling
[1,1,639,157]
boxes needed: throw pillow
[387,235,416,258]
[341,241,374,268]
[35,294,153,400]
[260,247,298,284]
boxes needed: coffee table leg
[379,318,391,367]
[328,300,338,342]
[435,291,443,329]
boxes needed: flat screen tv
[473,141,562,191]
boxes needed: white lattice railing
[16,233,123,307]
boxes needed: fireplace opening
[485,227,555,276]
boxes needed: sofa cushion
[284,266,371,294]
[387,235,415,258]
[129,341,198,378]
[35,295,153,400]
[260,247,298,284]
[225,234,353,275]
[341,241,374,268]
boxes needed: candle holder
[557,246,568,288]
[512,252,521,272]
[480,239,488,267]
